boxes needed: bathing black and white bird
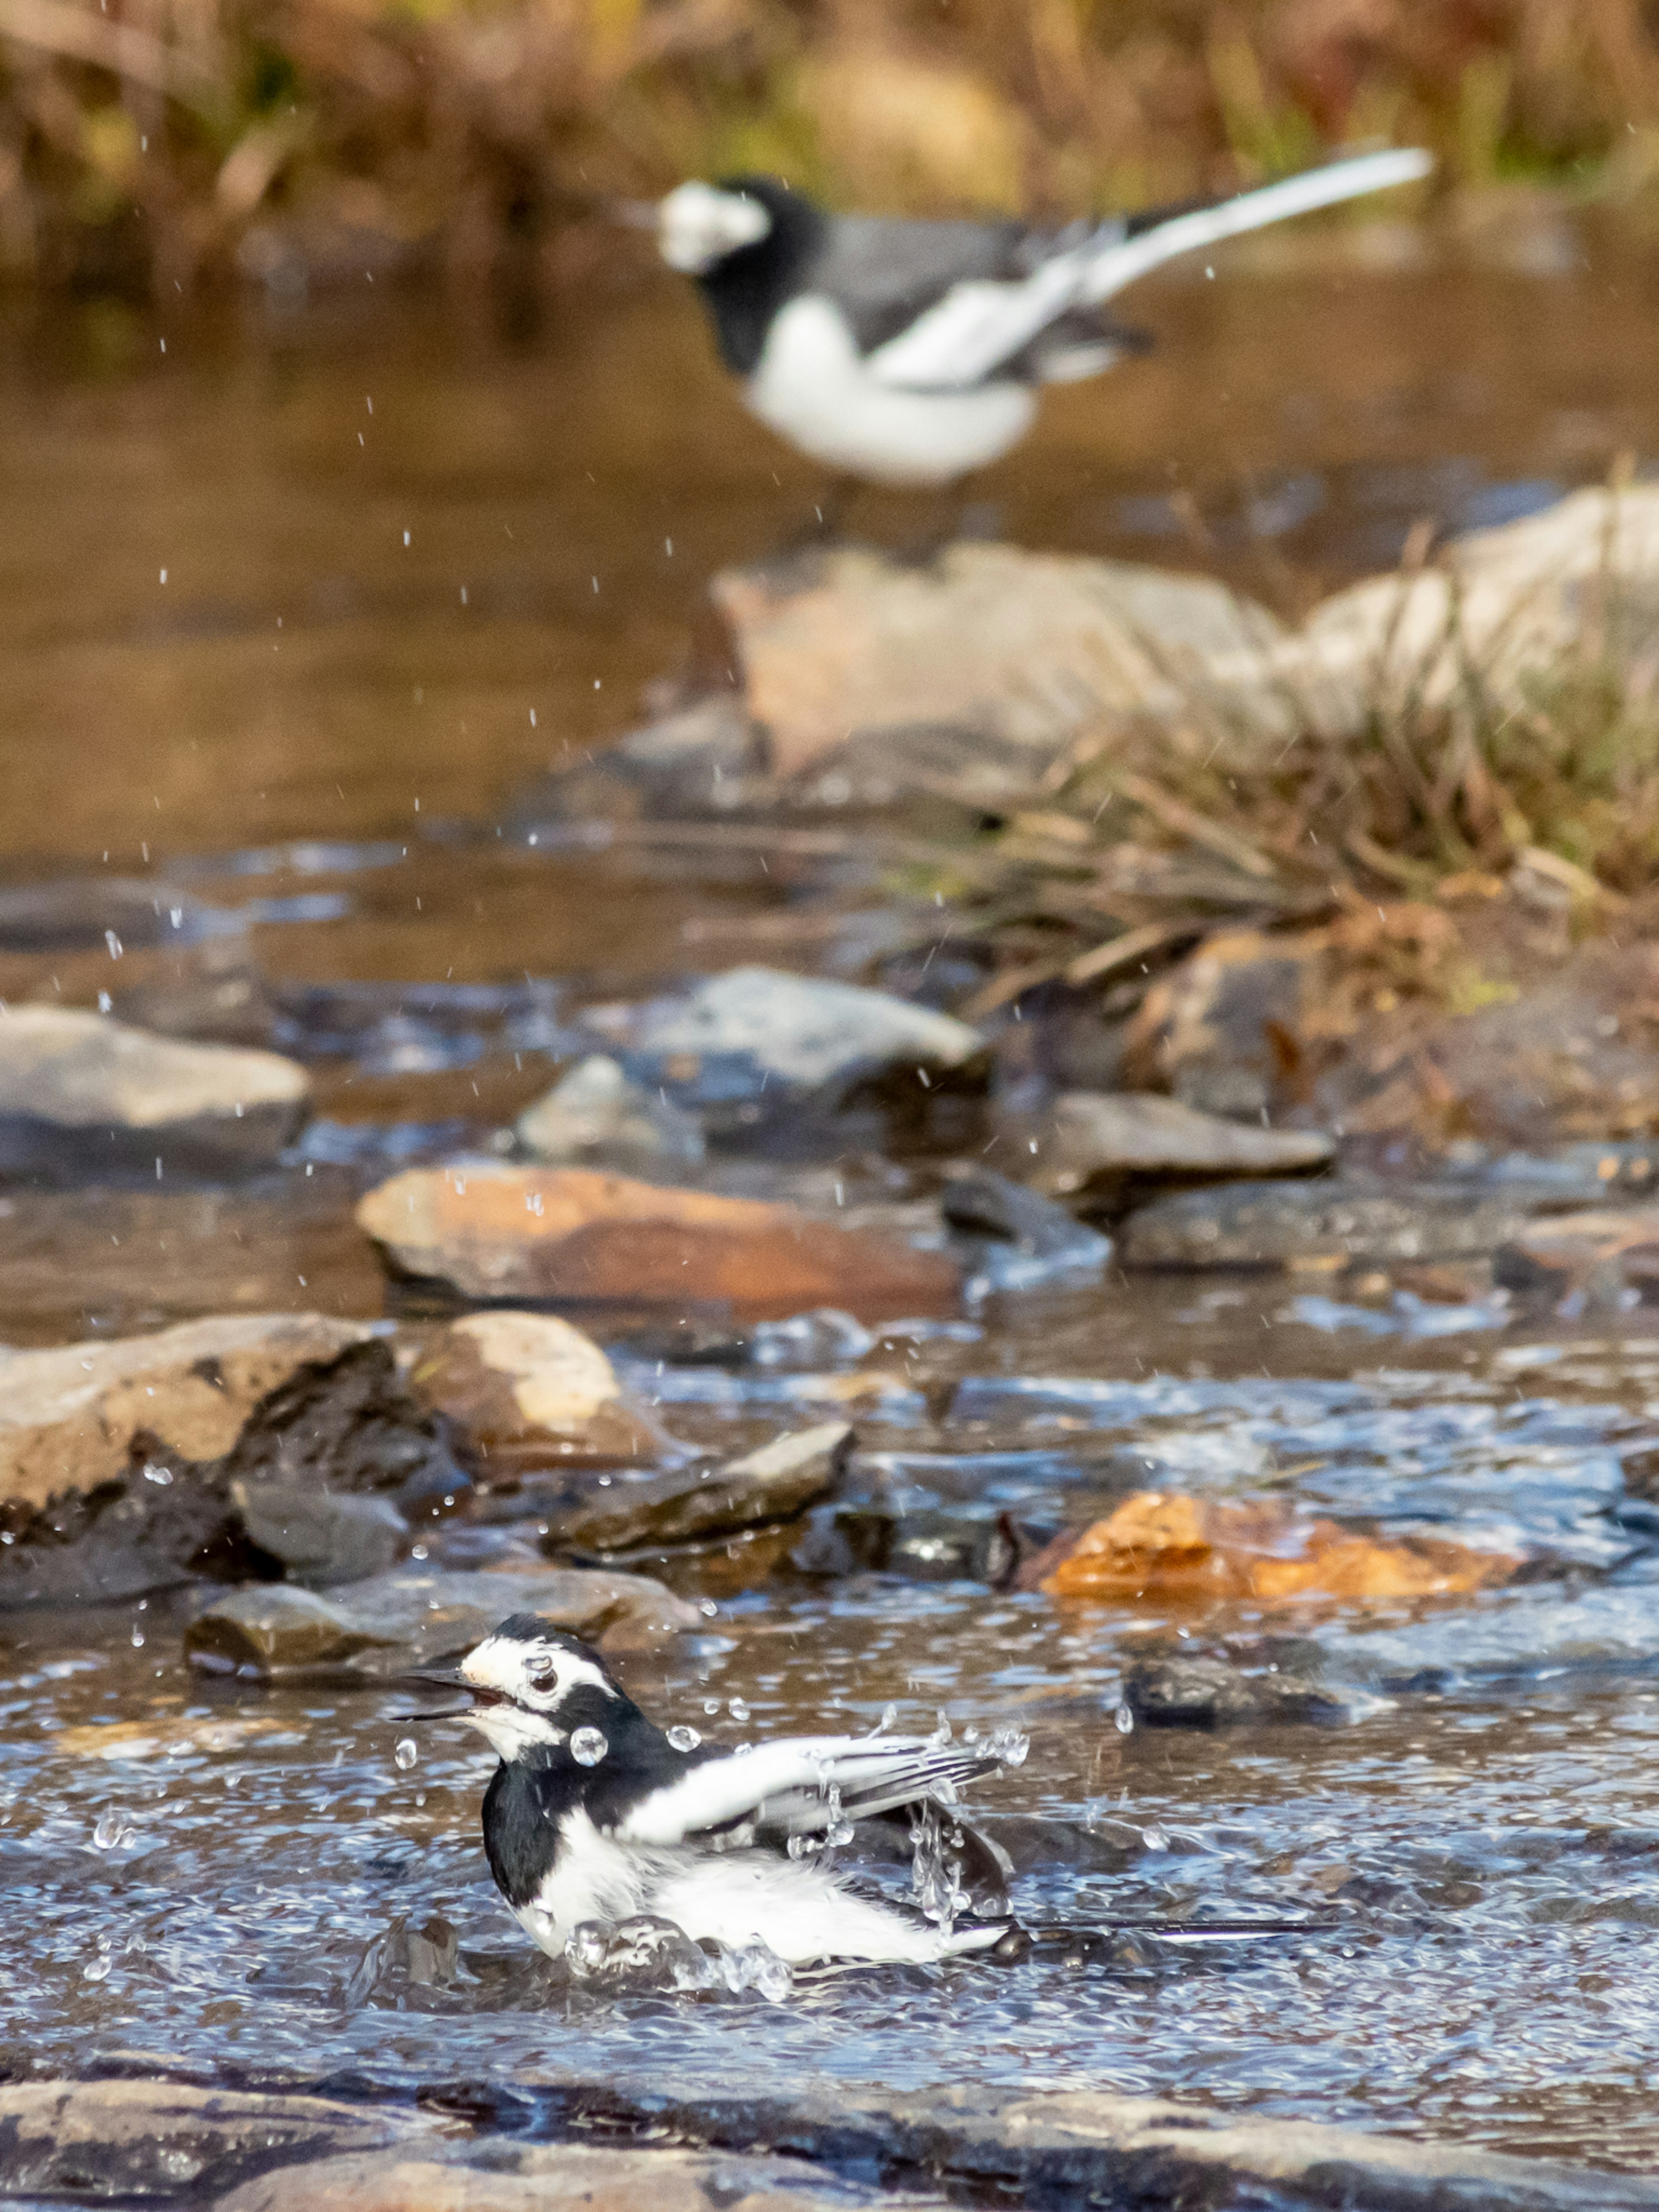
[408,1614,1027,1967]
[645,148,1432,488]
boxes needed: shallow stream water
[6,237,1659,2175]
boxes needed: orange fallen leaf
[1042,1490,1518,1606]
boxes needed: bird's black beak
[391,1668,502,1723]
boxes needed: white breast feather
[744,296,1034,487]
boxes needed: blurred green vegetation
[0,0,1657,290]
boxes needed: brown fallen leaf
[1042,1489,1518,1606]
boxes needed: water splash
[570,1727,609,1767]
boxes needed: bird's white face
[458,1632,616,1762]
[657,182,771,274]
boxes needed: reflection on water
[4,242,1659,2174]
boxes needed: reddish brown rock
[1043,1490,1519,1607]
[408,1311,674,1474]
[356,1165,958,1323]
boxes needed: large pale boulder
[0,1004,308,1173]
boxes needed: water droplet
[1141,1824,1169,1851]
[394,1738,417,1771]
[130,1628,145,1649]
[703,1699,721,1715]
[667,1724,701,1752]
[92,1811,123,1849]
[571,1726,609,1766]
[727,1697,750,1723]
[1115,1703,1135,1735]
[83,1955,111,1983]
[876,1703,898,1735]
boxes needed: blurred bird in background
[638,149,1432,491]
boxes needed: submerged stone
[0,1005,309,1176]
[542,1421,852,1554]
[356,1163,960,1323]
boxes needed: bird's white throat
[658,182,772,274]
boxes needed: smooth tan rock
[1039,1092,1333,1200]
[0,1004,309,1170]
[357,1165,959,1322]
[410,1311,673,1472]
[543,1421,852,1553]
[712,543,1296,776]
[0,1312,372,1512]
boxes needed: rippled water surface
[5,239,1659,2173]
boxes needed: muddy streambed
[6,245,1659,2187]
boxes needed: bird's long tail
[1080,146,1432,306]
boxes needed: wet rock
[1043,1491,1520,1607]
[615,964,985,1109]
[0,1329,463,1609]
[941,1167,1112,1296]
[186,1561,700,1677]
[515,1054,705,1167]
[216,2140,890,2212]
[1119,1177,1539,1269]
[0,2079,420,2201]
[356,1163,960,1324]
[231,1482,410,1588]
[410,1311,675,1474]
[512,693,769,827]
[796,1502,1030,1583]
[1327,941,1659,1148]
[543,1421,852,1554]
[221,1338,468,1513]
[1122,929,1324,1120]
[711,543,1299,777]
[184,1583,390,1673]
[0,1312,371,1514]
[0,1005,309,1177]
[1495,1211,1659,1310]
[1123,1654,1262,1727]
[1036,1091,1334,1210]
[1123,1651,1360,1728]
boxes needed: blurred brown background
[2,0,1657,294]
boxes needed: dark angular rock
[543,1421,852,1554]
[942,1166,1113,1295]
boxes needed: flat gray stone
[1119,1179,1538,1269]
[0,1005,309,1174]
[232,1482,410,1588]
[625,966,983,1095]
[1041,1092,1334,1200]
[185,1562,701,1676]
[543,1421,852,1553]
